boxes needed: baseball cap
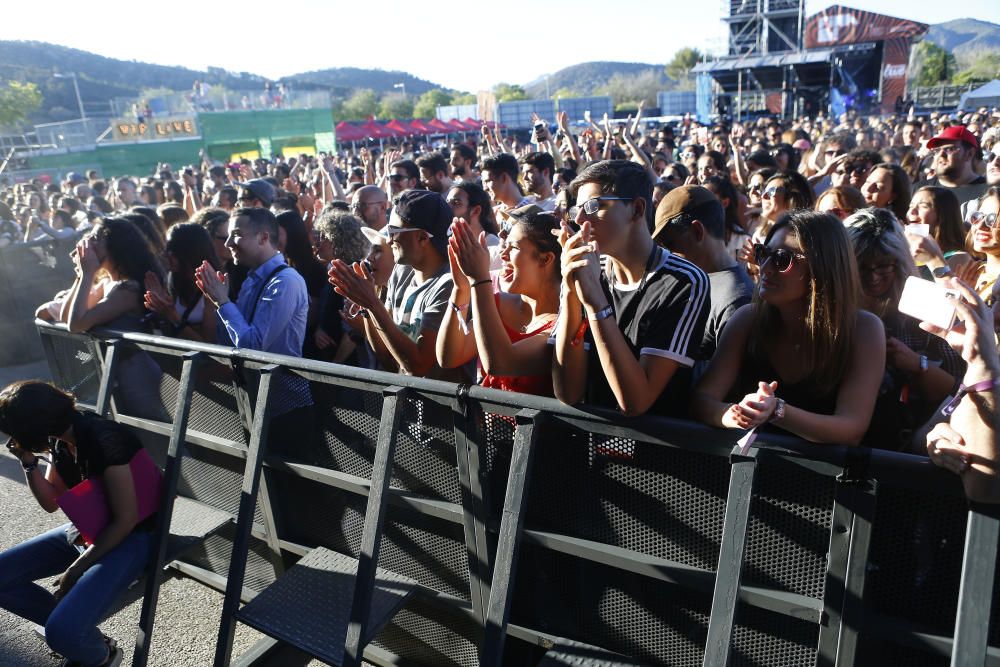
[390,190,453,254]
[236,178,276,206]
[926,125,980,150]
[66,171,86,185]
[653,185,724,241]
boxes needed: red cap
[926,125,980,150]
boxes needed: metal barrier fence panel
[32,322,1000,666]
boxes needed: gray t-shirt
[385,263,472,382]
[701,265,754,362]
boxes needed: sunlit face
[862,168,895,209]
[760,180,788,222]
[366,240,395,288]
[224,215,268,267]
[986,150,1000,186]
[521,163,548,196]
[696,156,718,184]
[906,190,938,228]
[971,196,1000,255]
[747,174,766,207]
[758,227,809,306]
[573,182,636,257]
[497,223,548,295]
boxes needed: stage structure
[694,3,928,119]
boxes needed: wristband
[588,304,614,321]
[22,457,39,473]
[570,319,589,347]
[769,398,786,422]
[451,301,471,335]
[941,377,1000,416]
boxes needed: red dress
[479,295,556,397]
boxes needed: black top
[583,248,710,417]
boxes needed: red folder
[56,448,164,545]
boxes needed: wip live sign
[113,116,199,141]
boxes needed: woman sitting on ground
[692,210,885,445]
[437,207,561,396]
[143,222,222,342]
[0,381,156,667]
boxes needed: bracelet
[22,457,39,473]
[570,318,589,347]
[449,301,469,313]
[588,304,614,321]
[451,301,471,335]
[471,278,492,290]
[769,398,786,422]
[941,377,1000,416]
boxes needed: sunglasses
[860,261,897,277]
[568,196,633,220]
[384,224,433,238]
[753,243,806,273]
[970,211,998,228]
[388,174,408,182]
[761,185,786,199]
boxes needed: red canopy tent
[408,119,433,135]
[356,118,392,139]
[383,119,412,137]
[426,118,452,134]
[447,118,468,133]
[462,118,484,131]
[334,121,365,142]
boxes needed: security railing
[31,320,1000,666]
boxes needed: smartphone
[533,121,546,142]
[906,223,930,237]
[898,275,959,330]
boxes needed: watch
[770,398,786,422]
[932,266,953,279]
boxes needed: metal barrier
[31,321,1000,666]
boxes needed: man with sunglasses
[831,149,880,190]
[388,159,419,197]
[329,189,469,382]
[553,160,709,417]
[917,126,987,216]
[350,185,389,230]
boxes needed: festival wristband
[941,377,1000,416]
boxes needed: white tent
[959,79,1000,111]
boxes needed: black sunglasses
[753,243,806,273]
[389,174,407,182]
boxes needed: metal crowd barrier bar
[30,321,1000,666]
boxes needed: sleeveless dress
[479,294,556,397]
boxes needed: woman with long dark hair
[693,210,885,445]
[143,222,222,342]
[0,381,157,667]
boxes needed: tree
[952,52,1000,86]
[597,70,667,108]
[341,88,379,120]
[451,92,477,105]
[910,41,958,88]
[553,87,578,100]
[0,81,42,128]
[378,92,414,119]
[666,48,703,90]
[493,83,528,102]
[413,89,453,119]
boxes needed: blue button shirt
[217,252,312,414]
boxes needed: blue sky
[1,0,996,93]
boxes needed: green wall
[23,108,337,179]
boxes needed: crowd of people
[1,106,998,483]
[2,103,1000,666]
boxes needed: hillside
[524,61,666,98]
[925,18,1000,60]
[283,67,446,98]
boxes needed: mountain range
[0,15,997,127]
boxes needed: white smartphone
[898,276,959,330]
[906,223,930,237]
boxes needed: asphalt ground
[0,361,326,666]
